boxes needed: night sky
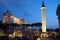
[0,0,59,29]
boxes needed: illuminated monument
[41,0,48,37]
[2,10,26,37]
[41,0,46,32]
[56,4,60,32]
[2,10,26,24]
[2,10,14,24]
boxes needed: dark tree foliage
[55,28,59,32]
[0,20,8,30]
[0,21,42,29]
[31,22,42,26]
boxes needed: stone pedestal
[41,32,48,38]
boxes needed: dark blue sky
[0,0,59,29]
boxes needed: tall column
[40,0,48,38]
[41,1,46,33]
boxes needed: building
[2,9,28,37]
[2,10,26,24]
[2,10,13,24]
